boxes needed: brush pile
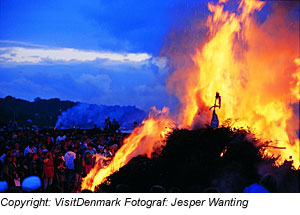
[96,127,299,193]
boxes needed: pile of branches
[96,127,299,193]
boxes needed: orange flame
[82,0,299,190]
[168,0,299,168]
[81,107,175,191]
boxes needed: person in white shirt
[56,134,66,143]
[24,143,37,156]
[64,151,76,170]
[64,149,76,192]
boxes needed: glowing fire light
[81,107,175,191]
[168,0,299,168]
[82,0,299,191]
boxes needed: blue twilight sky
[0,0,298,111]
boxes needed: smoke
[55,103,147,130]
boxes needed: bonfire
[81,0,299,192]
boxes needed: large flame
[168,0,299,168]
[81,107,175,191]
[82,0,299,190]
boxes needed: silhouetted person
[73,153,83,192]
[209,92,221,128]
[260,174,278,193]
[149,185,166,193]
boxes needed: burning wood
[81,107,175,191]
[81,0,299,191]
[95,128,299,193]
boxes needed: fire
[167,0,299,168]
[81,107,175,191]
[82,0,299,190]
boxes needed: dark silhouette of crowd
[0,118,125,192]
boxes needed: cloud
[0,40,175,110]
[0,40,49,48]
[77,73,112,92]
[0,46,151,64]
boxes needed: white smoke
[55,103,146,130]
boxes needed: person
[109,144,118,157]
[83,144,96,158]
[55,159,65,192]
[103,145,111,158]
[108,135,118,146]
[56,132,66,143]
[149,185,166,193]
[104,117,112,133]
[83,152,93,176]
[78,140,88,155]
[98,148,105,157]
[35,152,44,178]
[98,137,105,149]
[3,156,16,187]
[29,153,39,176]
[40,144,48,154]
[46,136,54,151]
[260,174,278,193]
[111,119,120,132]
[13,172,21,188]
[20,153,32,181]
[13,144,20,158]
[11,156,19,172]
[73,153,83,192]
[24,142,37,156]
[64,148,76,192]
[64,149,76,170]
[42,152,54,190]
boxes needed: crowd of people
[0,118,293,193]
[0,118,126,192]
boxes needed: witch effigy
[209,92,221,128]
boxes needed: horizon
[1,0,298,112]
[0,95,144,108]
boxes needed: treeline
[0,96,77,128]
